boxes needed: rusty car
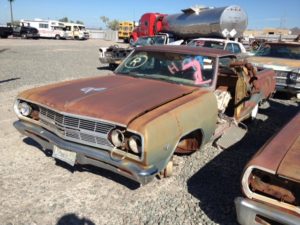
[14,46,275,185]
[248,41,300,99]
[235,112,300,224]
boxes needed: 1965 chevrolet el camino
[14,46,275,185]
[235,112,300,225]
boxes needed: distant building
[244,28,291,38]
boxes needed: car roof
[136,45,235,58]
[265,41,300,46]
[190,38,236,43]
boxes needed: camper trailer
[20,19,65,39]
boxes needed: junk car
[14,46,275,185]
[235,112,300,225]
[248,41,300,99]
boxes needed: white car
[188,38,247,54]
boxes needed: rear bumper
[14,120,158,185]
[235,197,300,225]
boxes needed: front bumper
[99,57,122,65]
[14,120,158,185]
[235,197,300,225]
[276,84,300,96]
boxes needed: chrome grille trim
[39,106,116,150]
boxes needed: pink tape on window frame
[182,59,211,85]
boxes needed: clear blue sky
[0,0,299,29]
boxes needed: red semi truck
[130,5,248,43]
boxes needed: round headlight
[110,129,124,147]
[19,102,32,116]
[289,73,300,82]
[128,135,142,154]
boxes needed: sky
[0,0,299,29]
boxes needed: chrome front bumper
[14,120,158,185]
[235,197,300,225]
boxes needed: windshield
[78,26,86,31]
[255,44,300,59]
[132,36,166,47]
[188,40,225,50]
[115,51,215,87]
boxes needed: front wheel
[21,33,27,39]
[55,35,60,40]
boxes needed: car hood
[248,56,300,71]
[18,75,198,125]
[248,112,300,182]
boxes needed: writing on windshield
[116,51,215,87]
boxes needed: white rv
[63,22,89,40]
[20,19,65,39]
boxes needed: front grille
[275,70,288,85]
[39,106,115,150]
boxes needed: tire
[74,36,79,40]
[124,38,129,43]
[55,35,60,40]
[129,37,135,45]
[21,33,27,39]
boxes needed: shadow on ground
[0,77,20,84]
[97,66,115,71]
[56,213,95,225]
[187,99,299,224]
[23,138,140,190]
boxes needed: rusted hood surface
[248,57,300,71]
[18,75,198,125]
[247,112,300,181]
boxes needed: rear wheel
[55,34,60,40]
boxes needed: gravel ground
[0,39,299,225]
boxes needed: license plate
[52,146,77,166]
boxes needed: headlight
[18,102,32,116]
[289,73,300,82]
[128,135,142,154]
[110,129,124,147]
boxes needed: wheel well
[175,129,204,154]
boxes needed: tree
[8,0,15,25]
[76,20,84,25]
[100,16,109,28]
[108,19,119,31]
[100,16,119,30]
[58,17,69,22]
